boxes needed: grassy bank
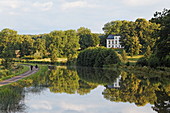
[12,64,48,87]
[0,65,30,81]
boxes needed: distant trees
[77,27,100,50]
[19,35,34,57]
[137,9,170,67]
[77,47,122,67]
[150,9,170,67]
[45,30,80,61]
[0,28,19,69]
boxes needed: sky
[0,0,169,34]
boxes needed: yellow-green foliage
[127,55,144,63]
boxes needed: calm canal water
[0,66,169,113]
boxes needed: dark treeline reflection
[77,67,120,85]
[102,71,170,113]
[0,66,169,113]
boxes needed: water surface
[0,66,169,113]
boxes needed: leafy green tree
[0,28,19,68]
[63,30,80,58]
[77,27,91,35]
[103,20,123,35]
[34,38,47,58]
[102,19,160,54]
[49,44,59,63]
[77,27,100,50]
[1,46,15,69]
[45,30,80,59]
[150,8,170,41]
[149,9,170,67]
[0,28,19,56]
[46,30,64,57]
[129,36,142,56]
[19,35,34,57]
[135,18,160,52]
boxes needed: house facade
[107,75,121,89]
[106,35,122,48]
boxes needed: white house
[106,35,122,48]
[107,75,121,89]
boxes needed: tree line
[0,27,100,68]
[0,8,169,68]
[137,8,170,67]
[102,18,160,56]
[102,8,170,67]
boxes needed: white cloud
[33,1,53,11]
[0,0,21,9]
[8,11,19,15]
[0,0,21,13]
[122,0,160,6]
[30,100,52,110]
[60,101,98,111]
[61,1,98,10]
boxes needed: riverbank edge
[0,65,30,82]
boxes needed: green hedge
[77,47,123,67]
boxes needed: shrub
[77,47,122,67]
[33,51,43,59]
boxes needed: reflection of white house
[107,75,121,88]
[106,35,122,48]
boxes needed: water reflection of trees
[77,67,120,85]
[102,71,170,112]
[47,68,80,94]
[45,67,99,95]
[0,86,26,113]
[0,66,169,113]
[152,88,170,113]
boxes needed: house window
[108,40,110,44]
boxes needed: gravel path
[0,66,39,87]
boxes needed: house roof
[107,34,120,39]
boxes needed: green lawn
[15,58,68,64]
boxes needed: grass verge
[0,65,30,81]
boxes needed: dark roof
[107,34,120,39]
